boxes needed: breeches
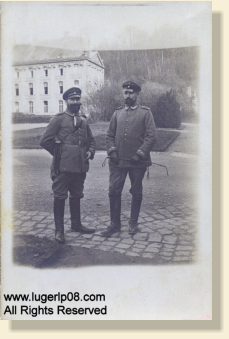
[51,172,86,200]
[108,165,146,200]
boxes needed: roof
[13,45,104,68]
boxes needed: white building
[12,45,105,115]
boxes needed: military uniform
[40,87,96,243]
[40,111,95,199]
[101,81,157,237]
[106,103,157,167]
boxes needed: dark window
[16,72,19,79]
[60,68,63,76]
[29,83,33,95]
[45,70,48,76]
[74,80,79,86]
[59,81,63,94]
[15,84,19,96]
[44,82,48,94]
[31,71,33,78]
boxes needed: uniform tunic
[40,110,96,200]
[106,103,157,168]
[40,110,96,173]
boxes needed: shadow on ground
[13,234,194,268]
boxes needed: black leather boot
[101,196,121,237]
[54,198,65,244]
[69,197,95,234]
[128,196,142,234]
[128,220,138,235]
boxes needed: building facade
[12,45,105,115]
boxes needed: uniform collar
[65,109,80,117]
[125,103,139,111]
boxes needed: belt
[64,141,86,147]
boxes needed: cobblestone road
[13,202,197,264]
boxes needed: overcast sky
[2,1,211,51]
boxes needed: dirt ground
[12,122,199,268]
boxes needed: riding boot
[69,197,95,234]
[101,196,121,237]
[128,195,142,234]
[54,198,65,243]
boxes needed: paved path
[13,202,197,264]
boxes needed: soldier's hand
[109,151,119,165]
[130,154,141,164]
[85,151,92,161]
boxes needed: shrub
[153,90,181,128]
[12,113,53,124]
[85,84,123,122]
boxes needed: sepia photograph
[1,1,212,320]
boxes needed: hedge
[12,113,53,124]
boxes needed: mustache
[125,98,133,103]
[70,103,82,106]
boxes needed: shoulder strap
[140,105,150,110]
[116,105,125,110]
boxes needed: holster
[53,139,62,175]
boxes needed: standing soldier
[101,81,157,237]
[40,87,96,244]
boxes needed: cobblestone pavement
[13,202,198,264]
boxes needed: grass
[13,123,180,152]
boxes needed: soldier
[101,81,157,237]
[40,87,96,244]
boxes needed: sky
[2,1,211,51]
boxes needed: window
[29,101,33,114]
[60,68,63,76]
[15,102,19,112]
[74,80,79,86]
[45,69,48,77]
[15,84,19,96]
[44,82,48,94]
[31,71,33,78]
[16,71,19,79]
[59,100,63,113]
[59,81,63,94]
[29,83,33,95]
[44,101,48,113]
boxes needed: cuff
[89,149,95,159]
[136,149,147,160]
[108,147,116,155]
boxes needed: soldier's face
[66,97,81,113]
[123,91,139,106]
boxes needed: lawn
[13,122,179,152]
